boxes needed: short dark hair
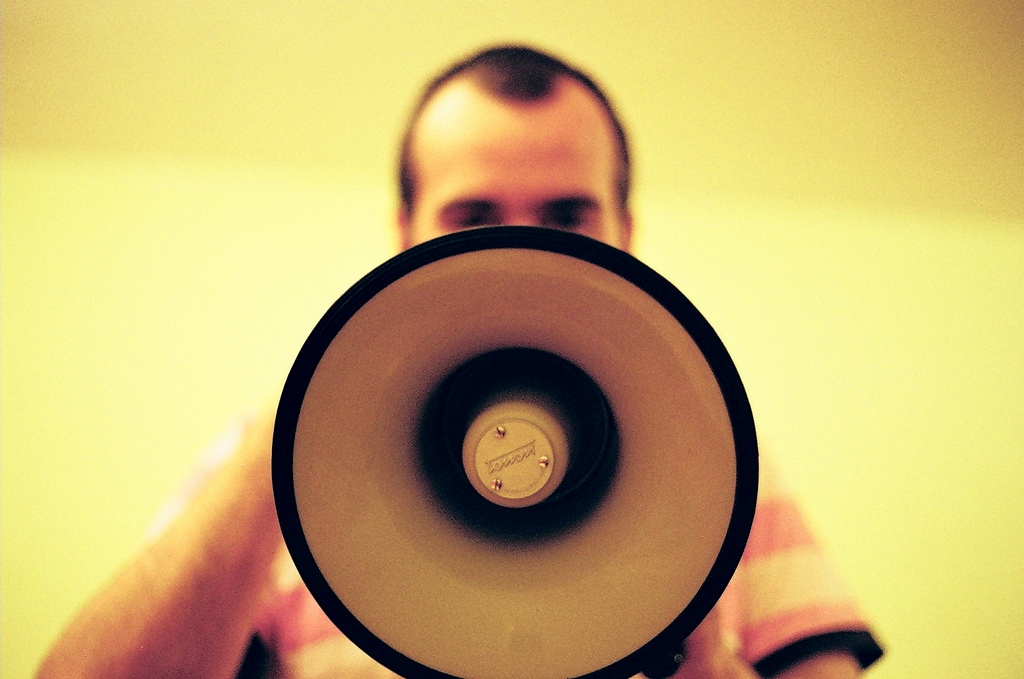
[398,45,631,216]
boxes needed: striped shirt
[161,421,883,678]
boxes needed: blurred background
[2,2,1022,677]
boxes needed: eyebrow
[441,199,498,213]
[438,199,499,222]
[541,196,600,213]
[437,195,601,227]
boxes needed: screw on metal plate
[490,478,503,491]
[494,426,506,439]
[538,456,550,468]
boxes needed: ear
[620,209,634,253]
[397,206,413,252]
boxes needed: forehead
[408,77,620,203]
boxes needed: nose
[502,208,540,227]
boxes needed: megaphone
[273,226,758,679]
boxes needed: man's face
[400,76,632,251]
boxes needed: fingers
[673,606,759,679]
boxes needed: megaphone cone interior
[273,227,758,679]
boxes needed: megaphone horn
[273,226,758,679]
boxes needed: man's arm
[36,409,282,679]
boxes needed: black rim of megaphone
[273,225,759,679]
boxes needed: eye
[540,198,597,231]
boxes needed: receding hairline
[398,46,631,216]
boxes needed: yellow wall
[3,3,1022,678]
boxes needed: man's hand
[670,606,759,679]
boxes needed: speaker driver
[273,226,758,679]
[420,346,618,540]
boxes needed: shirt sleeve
[716,452,884,676]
